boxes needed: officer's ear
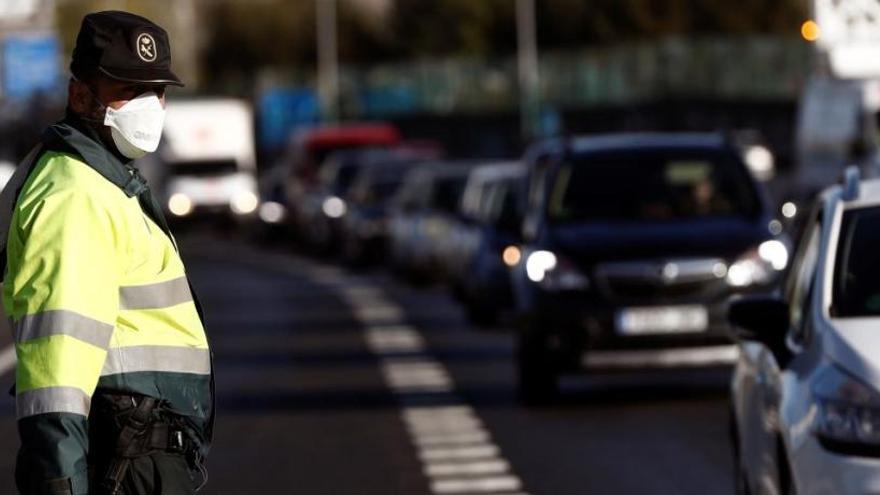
[68,77,92,116]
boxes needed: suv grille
[595,258,728,302]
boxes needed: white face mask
[103,92,166,159]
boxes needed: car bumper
[792,436,880,495]
[525,291,736,369]
[581,345,738,369]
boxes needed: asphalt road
[0,231,735,494]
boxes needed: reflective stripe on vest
[119,277,193,310]
[16,386,91,418]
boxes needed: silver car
[729,168,880,494]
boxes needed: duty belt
[90,394,195,494]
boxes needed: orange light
[801,20,820,42]
[502,246,522,267]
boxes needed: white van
[160,99,259,220]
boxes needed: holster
[89,393,194,495]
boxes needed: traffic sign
[814,0,880,78]
[2,33,61,99]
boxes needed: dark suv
[512,133,788,402]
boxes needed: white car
[729,167,880,495]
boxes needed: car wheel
[516,324,558,405]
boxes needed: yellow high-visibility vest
[2,117,212,494]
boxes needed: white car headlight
[322,196,347,218]
[813,365,880,449]
[258,201,286,224]
[726,240,788,287]
[525,250,589,291]
[168,193,193,217]
[231,191,259,215]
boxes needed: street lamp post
[516,0,538,141]
[316,0,339,123]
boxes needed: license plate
[615,305,708,335]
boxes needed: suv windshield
[546,149,761,223]
[833,206,880,317]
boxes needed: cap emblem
[136,33,157,62]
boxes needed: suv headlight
[525,250,589,291]
[726,240,788,287]
[813,364,880,452]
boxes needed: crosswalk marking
[327,274,527,495]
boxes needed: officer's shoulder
[26,151,120,197]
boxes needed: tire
[516,323,558,405]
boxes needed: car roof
[825,177,880,210]
[294,123,401,150]
[410,160,483,179]
[468,161,525,182]
[532,132,730,158]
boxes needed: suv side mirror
[728,295,790,351]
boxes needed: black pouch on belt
[89,394,193,494]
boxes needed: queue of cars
[263,125,880,494]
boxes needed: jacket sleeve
[5,184,122,495]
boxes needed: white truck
[159,98,259,221]
[794,76,880,200]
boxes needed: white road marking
[366,326,425,354]
[406,416,483,434]
[419,445,501,462]
[338,286,388,300]
[383,360,453,392]
[430,476,523,494]
[326,267,527,494]
[0,344,15,376]
[352,305,405,323]
[424,459,510,477]
[413,431,492,447]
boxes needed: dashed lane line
[337,282,528,495]
[184,245,528,495]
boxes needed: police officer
[0,11,213,495]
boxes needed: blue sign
[258,88,320,150]
[359,85,417,116]
[3,33,61,100]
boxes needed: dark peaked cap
[71,10,184,87]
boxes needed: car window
[460,178,486,221]
[546,149,761,223]
[432,175,468,214]
[787,221,821,334]
[832,206,880,317]
[528,156,553,210]
[395,173,423,211]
